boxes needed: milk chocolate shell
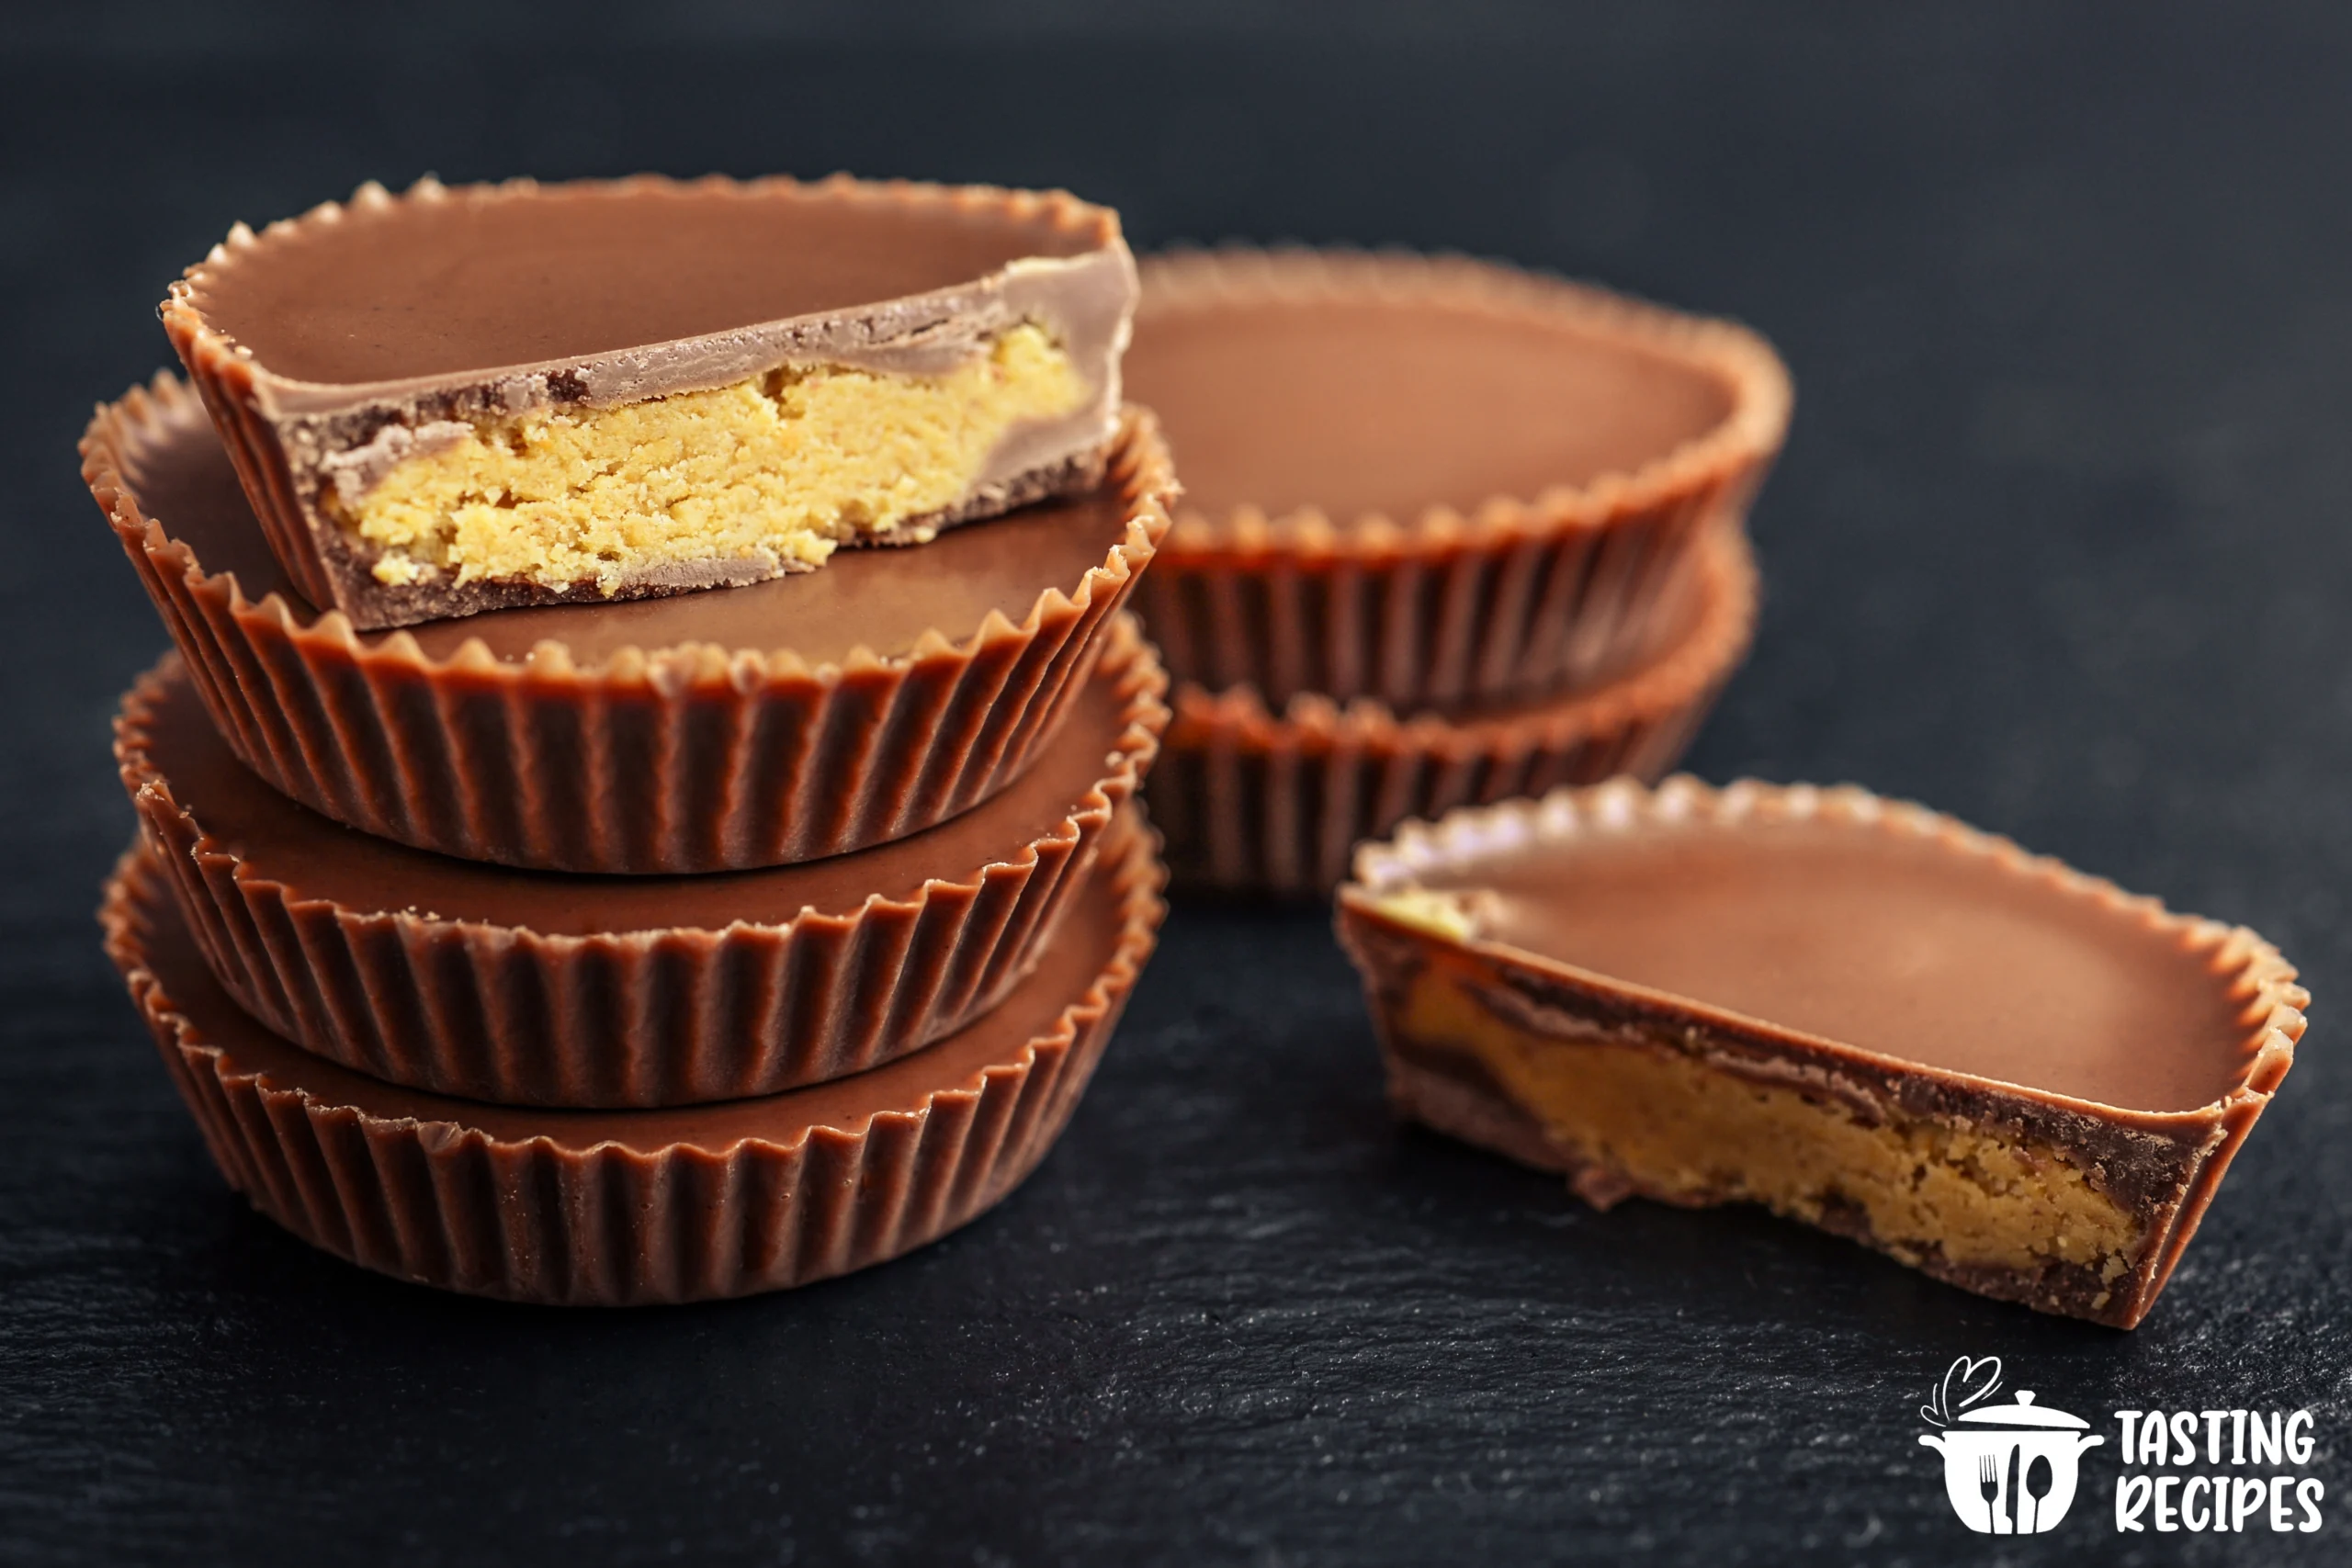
[1150,522,1755,896]
[1126,248,1789,709]
[118,615,1166,1107]
[1336,778,2307,1328]
[163,175,1138,630]
[99,810,1164,1305]
[86,375,1172,874]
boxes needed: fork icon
[1978,1452,2002,1533]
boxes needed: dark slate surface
[3,5,2348,1562]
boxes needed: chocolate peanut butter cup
[118,615,1166,1107]
[87,376,1172,874]
[1336,778,2307,1328]
[1125,248,1789,710]
[164,175,1138,630]
[99,809,1164,1305]
[1151,522,1755,896]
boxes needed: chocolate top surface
[122,831,1135,1150]
[189,181,1106,387]
[1419,817,2258,1112]
[133,649,1138,933]
[1125,293,1734,522]
[124,388,1136,665]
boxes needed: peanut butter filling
[1397,967,2143,1285]
[327,323,1089,592]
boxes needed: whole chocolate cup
[98,809,1165,1305]
[118,615,1167,1107]
[1150,523,1757,897]
[85,375,1172,874]
[161,174,1136,627]
[1335,778,2307,1328]
[1128,248,1790,710]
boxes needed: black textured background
[4,4,2349,1563]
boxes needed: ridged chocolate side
[85,376,1174,874]
[171,343,332,607]
[98,813,1166,1306]
[1131,249,1790,710]
[1148,525,1756,897]
[118,616,1169,1108]
[1139,483,1721,713]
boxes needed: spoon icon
[2023,1453,2054,1533]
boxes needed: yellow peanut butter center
[1399,967,2142,1289]
[333,323,1089,592]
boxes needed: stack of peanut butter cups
[90,175,1176,1304]
[1124,248,1792,895]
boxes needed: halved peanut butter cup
[99,807,1165,1305]
[163,175,1138,631]
[1151,523,1755,896]
[118,615,1166,1107]
[86,376,1171,874]
[1127,248,1789,710]
[1336,777,2306,1328]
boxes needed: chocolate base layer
[86,377,1172,874]
[1336,778,2308,1329]
[1127,248,1790,710]
[164,175,1138,630]
[1149,522,1754,897]
[119,615,1167,1107]
[98,809,1165,1306]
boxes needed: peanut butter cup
[1126,248,1789,710]
[100,809,1164,1305]
[1337,778,2306,1328]
[118,615,1166,1107]
[86,376,1171,874]
[1152,524,1754,896]
[164,175,1138,630]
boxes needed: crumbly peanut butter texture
[1399,967,2142,1283]
[334,324,1089,592]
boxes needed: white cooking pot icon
[1918,1392,2106,1533]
